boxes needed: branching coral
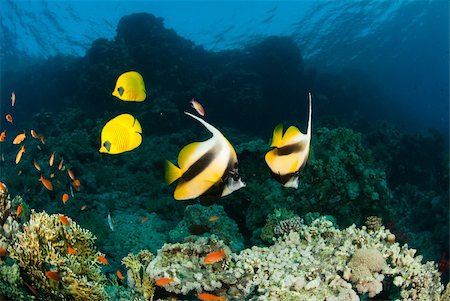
[122,250,155,301]
[9,211,107,301]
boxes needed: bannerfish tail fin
[165,160,182,185]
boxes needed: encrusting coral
[9,211,108,301]
[144,216,444,300]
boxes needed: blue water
[2,0,448,136]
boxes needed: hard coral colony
[0,12,448,301]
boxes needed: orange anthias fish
[209,216,220,222]
[39,175,53,191]
[190,98,205,116]
[33,160,42,171]
[197,293,225,301]
[58,158,64,170]
[0,130,6,142]
[155,277,174,286]
[15,145,25,164]
[62,193,69,204]
[204,249,226,264]
[49,152,55,166]
[72,179,81,191]
[67,169,76,180]
[140,216,149,223]
[16,205,22,216]
[46,270,61,281]
[98,255,109,265]
[67,246,77,255]
[59,214,69,225]
[0,247,7,257]
[116,270,125,280]
[5,114,13,124]
[13,132,26,144]
[30,129,39,139]
[11,91,16,106]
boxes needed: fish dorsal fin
[177,142,204,169]
[281,126,302,146]
[270,124,284,147]
[306,92,312,139]
[184,112,222,138]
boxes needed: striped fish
[165,112,245,200]
[265,93,312,188]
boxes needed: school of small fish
[1,72,313,300]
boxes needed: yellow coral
[122,250,155,301]
[9,211,107,301]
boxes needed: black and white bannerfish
[265,93,312,188]
[165,112,245,201]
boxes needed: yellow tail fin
[165,160,182,185]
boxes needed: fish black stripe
[182,145,221,181]
[277,143,304,156]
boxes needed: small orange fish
[204,249,226,265]
[11,91,15,106]
[197,293,225,301]
[5,114,13,124]
[59,214,69,225]
[62,193,69,204]
[140,216,149,223]
[45,270,61,281]
[40,135,46,145]
[67,246,77,254]
[98,255,109,265]
[116,270,125,280]
[0,182,5,191]
[16,205,22,216]
[58,158,64,170]
[190,98,205,116]
[0,130,6,142]
[30,129,39,139]
[68,169,76,180]
[0,247,7,257]
[15,145,25,164]
[72,179,81,191]
[209,216,220,222]
[49,152,55,166]
[80,204,87,211]
[155,277,174,286]
[39,175,53,191]
[33,160,42,171]
[12,132,26,144]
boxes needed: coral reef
[122,250,155,301]
[169,204,244,252]
[145,216,444,300]
[9,211,108,301]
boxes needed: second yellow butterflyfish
[99,113,143,154]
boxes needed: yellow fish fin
[177,142,203,169]
[174,177,217,200]
[281,126,302,146]
[112,71,146,102]
[270,124,284,147]
[264,149,277,171]
[165,160,182,185]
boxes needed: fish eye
[233,173,240,181]
[117,87,125,96]
[103,140,111,152]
